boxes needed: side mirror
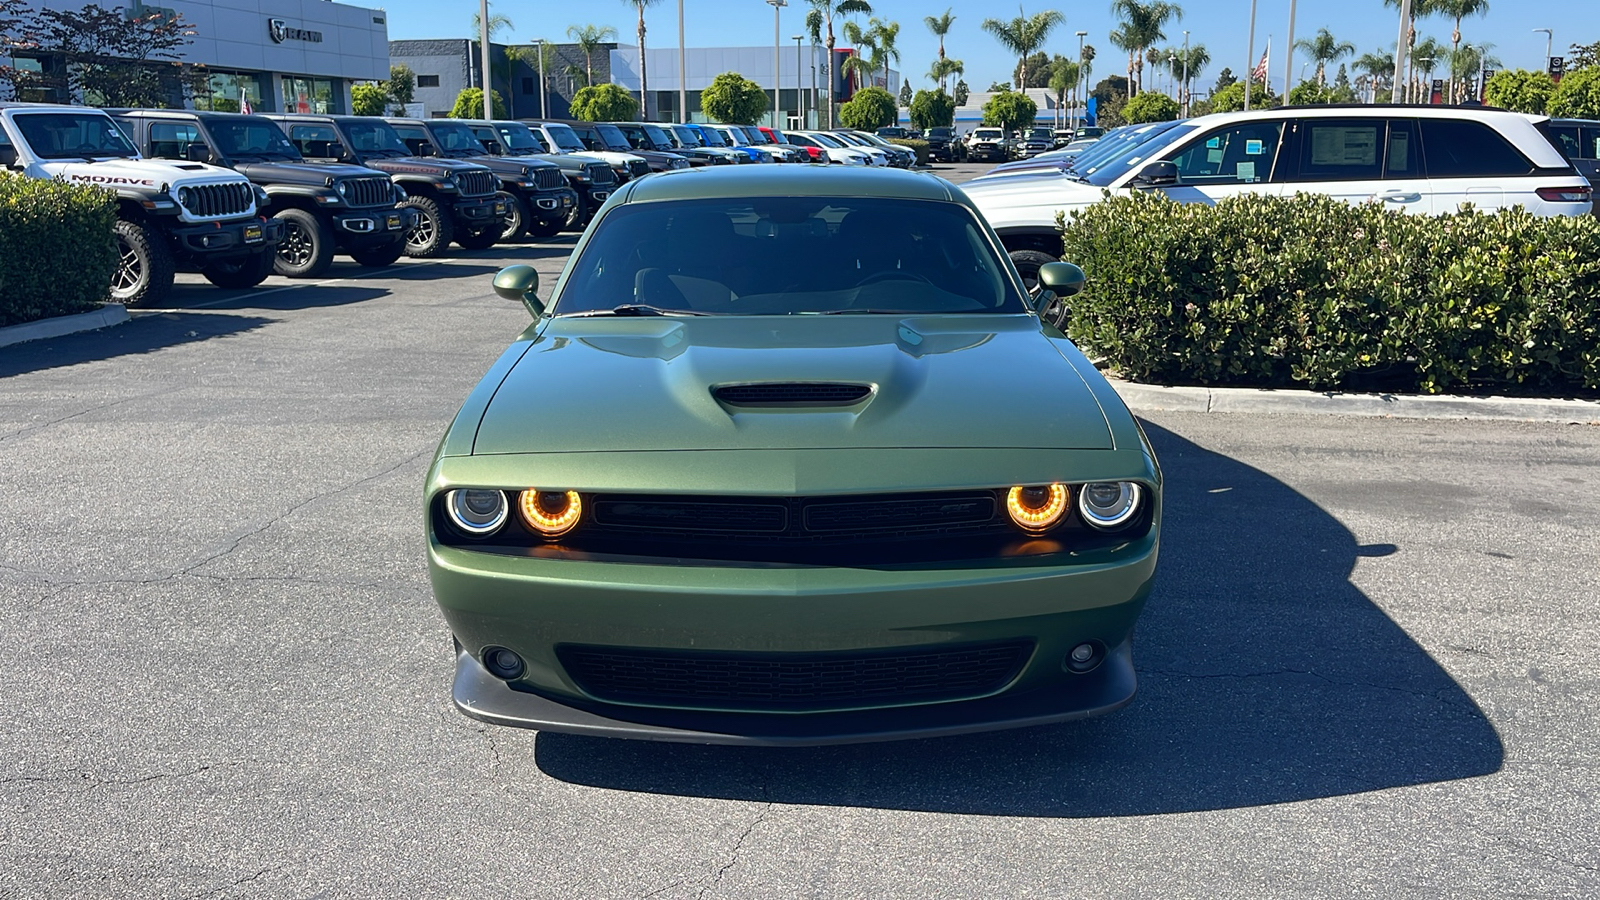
[1133,160,1178,188]
[485,140,504,155]
[493,265,544,318]
[415,142,436,157]
[184,143,213,163]
[1037,262,1086,297]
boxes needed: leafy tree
[570,83,639,121]
[1209,80,1277,113]
[1091,75,1130,103]
[1287,80,1339,105]
[981,8,1065,90]
[1548,66,1600,119]
[806,0,875,128]
[1013,51,1052,88]
[898,81,912,107]
[953,78,969,106]
[1483,68,1554,114]
[840,86,897,129]
[1571,40,1600,71]
[986,81,1011,92]
[387,64,417,107]
[0,0,37,99]
[451,87,508,119]
[1212,67,1237,92]
[701,71,768,125]
[908,88,955,129]
[350,82,388,116]
[566,23,619,87]
[1121,91,1178,122]
[981,89,1037,131]
[29,3,206,107]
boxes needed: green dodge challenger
[425,166,1161,745]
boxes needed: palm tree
[925,8,955,62]
[840,19,880,92]
[928,57,964,94]
[1434,0,1489,93]
[1109,1,1182,96]
[566,23,619,87]
[1383,0,1441,102]
[872,18,901,90]
[981,8,1066,91]
[1048,58,1079,126]
[806,0,875,128]
[620,0,663,118]
[469,9,514,94]
[1108,25,1138,96]
[1167,43,1208,106]
[1353,49,1395,101]
[1411,35,1445,100]
[1449,41,1497,102]
[1294,27,1356,85]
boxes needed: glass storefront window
[283,76,337,114]
[194,71,266,113]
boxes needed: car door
[1278,116,1403,210]
[1419,117,1539,213]
[1155,117,1289,205]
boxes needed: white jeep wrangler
[0,102,282,306]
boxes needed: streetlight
[1284,0,1298,98]
[477,0,491,112]
[1075,30,1087,130]
[1414,56,1433,103]
[532,38,547,118]
[678,0,687,124]
[1392,0,1411,104]
[793,34,803,128]
[766,0,786,127]
[1244,0,1259,112]
[1182,30,1189,116]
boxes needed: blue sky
[381,1,1594,94]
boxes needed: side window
[1582,127,1600,161]
[1295,119,1383,182]
[148,121,200,160]
[1547,124,1581,160]
[289,124,339,158]
[1420,118,1534,177]
[392,124,430,155]
[1384,119,1422,178]
[1168,120,1285,185]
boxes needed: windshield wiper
[566,304,715,318]
[816,308,932,315]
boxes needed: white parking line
[133,257,463,313]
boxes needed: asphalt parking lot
[3,211,1599,897]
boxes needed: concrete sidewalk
[1111,377,1600,424]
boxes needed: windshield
[809,132,847,148]
[483,123,545,154]
[670,125,703,147]
[544,123,586,152]
[972,129,1002,140]
[342,120,410,157]
[698,127,731,147]
[425,122,488,154]
[558,197,1025,316]
[14,112,138,160]
[929,127,953,138]
[832,132,866,146]
[208,119,299,160]
[712,126,745,146]
[1029,128,1052,139]
[592,124,632,151]
[1082,122,1199,186]
[642,124,675,149]
[1062,122,1179,175]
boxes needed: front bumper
[331,206,418,247]
[169,216,284,257]
[527,187,578,223]
[451,195,509,227]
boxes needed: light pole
[1533,28,1553,74]
[1284,0,1298,99]
[533,38,547,118]
[793,34,803,128]
[1075,31,1087,131]
[678,0,687,124]
[1182,31,1189,116]
[810,38,819,129]
[1393,0,1411,104]
[1168,54,1177,99]
[478,0,492,113]
[1244,0,1259,111]
[1415,56,1433,103]
[766,0,786,127]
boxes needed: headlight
[519,489,582,538]
[1006,484,1070,533]
[671,158,690,169]
[1077,482,1143,530]
[337,181,354,201]
[177,187,191,207]
[446,489,508,536]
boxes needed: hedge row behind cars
[1058,192,1600,395]
[0,174,118,328]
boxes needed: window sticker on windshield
[1235,161,1256,182]
[1245,139,1264,155]
[1206,137,1220,149]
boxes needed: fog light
[1065,642,1104,673]
[482,646,524,680]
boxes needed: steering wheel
[855,269,935,288]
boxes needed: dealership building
[3,0,389,113]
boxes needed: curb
[0,304,130,350]
[1108,378,1600,425]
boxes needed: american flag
[1250,40,1270,84]
[240,88,253,115]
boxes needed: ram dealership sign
[268,18,324,44]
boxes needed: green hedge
[1058,192,1600,394]
[0,175,119,328]
[888,137,930,166]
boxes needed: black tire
[348,240,406,268]
[109,219,175,308]
[401,195,453,257]
[563,195,589,232]
[497,191,528,241]
[271,208,336,278]
[527,216,565,238]
[454,225,500,250]
[1009,249,1059,297]
[202,249,275,289]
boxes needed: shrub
[888,138,929,165]
[1209,80,1278,113]
[1286,80,1339,105]
[840,87,897,130]
[982,90,1037,132]
[450,88,507,119]
[1548,67,1600,119]
[1057,192,1600,394]
[0,174,118,326]
[701,72,768,125]
[1121,92,1179,123]
[570,83,639,121]
[350,82,388,116]
[1483,69,1555,114]
[908,89,955,130]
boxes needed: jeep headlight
[392,182,407,202]
[176,187,191,208]
[337,180,354,202]
[670,157,690,170]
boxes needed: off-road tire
[348,240,406,268]
[1009,249,1059,296]
[497,191,527,241]
[109,219,175,308]
[528,216,565,238]
[401,195,453,257]
[202,248,275,289]
[454,225,500,250]
[271,208,336,278]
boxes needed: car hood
[362,156,489,177]
[44,157,247,189]
[963,172,1109,232]
[473,315,1111,454]
[232,160,385,185]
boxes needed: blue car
[688,124,768,163]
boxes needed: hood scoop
[713,382,872,408]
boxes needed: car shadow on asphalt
[531,421,1505,817]
[0,311,273,379]
[159,284,394,312]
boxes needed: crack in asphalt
[694,790,772,900]
[0,390,176,446]
[2,764,221,790]
[1460,820,1600,875]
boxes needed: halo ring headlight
[446,489,508,536]
[519,489,582,538]
[1078,482,1143,530]
[1006,484,1070,533]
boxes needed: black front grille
[628,159,651,178]
[454,169,497,198]
[558,640,1033,710]
[804,494,996,532]
[593,498,789,532]
[339,176,391,208]
[713,382,871,407]
[181,182,252,218]
[585,162,616,186]
[534,167,565,191]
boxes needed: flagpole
[1244,0,1258,111]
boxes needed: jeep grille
[585,162,616,186]
[534,168,565,191]
[454,169,497,198]
[180,182,253,218]
[340,176,392,208]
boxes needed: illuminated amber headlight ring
[1077,481,1144,530]
[1006,484,1071,533]
[518,489,583,538]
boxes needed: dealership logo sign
[268,18,324,44]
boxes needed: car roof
[616,165,958,205]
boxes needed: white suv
[965,106,1594,280]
